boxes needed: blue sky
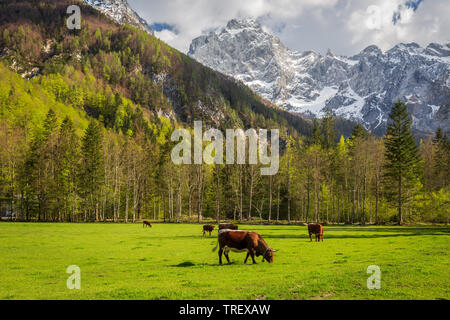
[405,0,423,11]
[129,0,449,55]
[393,0,423,24]
[150,23,175,33]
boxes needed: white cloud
[129,0,450,55]
[154,29,177,44]
[345,0,449,53]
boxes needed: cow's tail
[212,235,219,252]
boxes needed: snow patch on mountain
[83,0,153,34]
[189,18,449,135]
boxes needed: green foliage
[321,109,336,149]
[79,120,104,207]
[312,119,322,146]
[433,127,450,190]
[351,123,368,141]
[384,100,421,223]
[0,1,448,225]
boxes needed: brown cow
[218,223,238,230]
[143,221,152,228]
[203,224,215,236]
[308,223,324,242]
[212,229,276,264]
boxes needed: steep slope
[189,18,450,135]
[83,0,154,34]
[0,0,313,140]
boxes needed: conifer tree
[321,109,336,150]
[384,100,421,224]
[351,123,368,141]
[55,117,79,221]
[433,127,450,190]
[80,120,104,221]
[312,119,322,146]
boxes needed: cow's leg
[309,233,313,242]
[203,230,205,237]
[218,248,223,265]
[224,250,231,264]
[250,250,257,264]
[244,252,250,264]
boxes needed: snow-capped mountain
[189,18,449,135]
[83,0,153,35]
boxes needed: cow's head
[262,248,277,263]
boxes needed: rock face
[83,0,153,34]
[189,18,449,135]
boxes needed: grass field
[0,223,448,300]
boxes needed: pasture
[0,223,448,300]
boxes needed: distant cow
[308,223,324,242]
[219,223,238,230]
[203,224,215,236]
[143,221,152,228]
[212,229,277,264]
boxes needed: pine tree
[312,119,322,146]
[321,109,336,149]
[24,109,59,221]
[43,109,58,138]
[80,120,104,221]
[384,100,421,224]
[55,117,79,221]
[351,123,368,141]
[433,127,450,190]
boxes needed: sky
[129,0,449,56]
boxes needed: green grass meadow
[0,223,448,300]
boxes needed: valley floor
[0,223,448,300]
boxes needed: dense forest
[0,0,448,224]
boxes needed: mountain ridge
[0,0,324,142]
[189,18,450,135]
[83,0,154,35]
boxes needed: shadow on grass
[174,261,196,267]
[266,226,449,232]
[263,227,449,240]
[171,261,244,268]
[144,227,449,241]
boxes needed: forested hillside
[0,0,448,224]
[0,0,314,135]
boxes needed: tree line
[0,1,448,224]
[1,100,448,225]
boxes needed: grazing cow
[143,221,152,228]
[212,229,277,264]
[308,223,324,242]
[203,224,215,236]
[218,223,238,230]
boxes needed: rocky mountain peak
[425,43,450,57]
[83,0,153,34]
[226,18,262,31]
[189,18,449,135]
[326,49,336,57]
[362,45,383,56]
